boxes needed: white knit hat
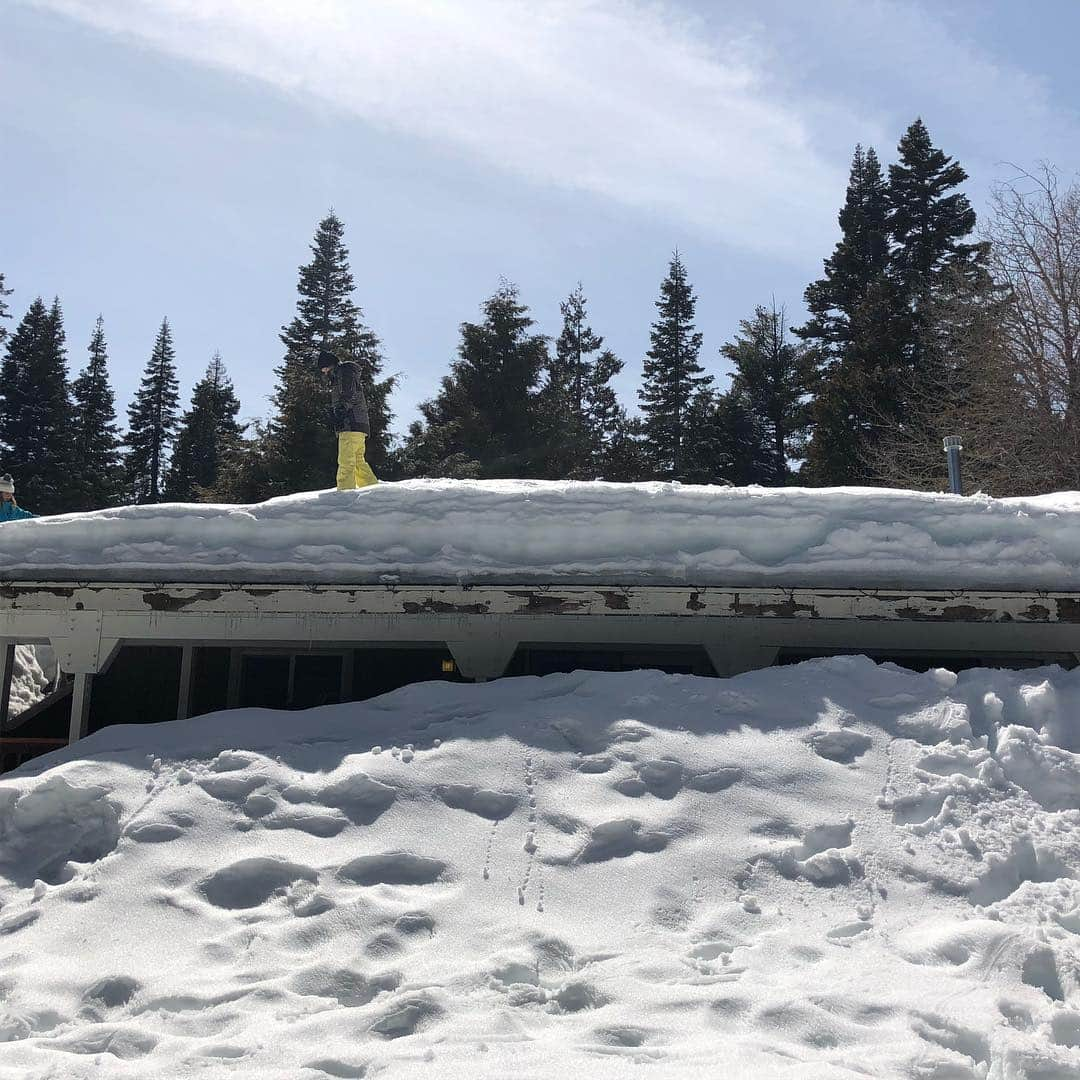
[0,475,14,495]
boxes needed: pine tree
[797,145,904,483]
[802,146,890,352]
[537,284,625,478]
[125,318,180,504]
[0,297,76,513]
[599,415,650,483]
[682,390,774,486]
[71,316,124,510]
[165,352,242,501]
[404,282,548,477]
[721,303,813,482]
[639,252,711,479]
[864,270,1040,495]
[887,118,990,380]
[207,420,276,504]
[269,212,396,493]
[0,299,41,460]
[584,347,630,478]
[0,274,12,348]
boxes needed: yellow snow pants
[336,431,378,490]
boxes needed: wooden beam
[176,645,194,721]
[68,672,92,744]
[226,648,242,708]
[340,650,354,703]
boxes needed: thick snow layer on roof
[0,659,1078,1077]
[2,479,1080,587]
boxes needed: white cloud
[26,0,1080,266]
[764,0,1078,176]
[27,0,851,261]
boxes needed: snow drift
[3,480,1080,587]
[6,646,56,719]
[0,658,1078,1077]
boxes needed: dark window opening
[87,645,182,734]
[235,652,345,710]
[508,646,714,677]
[351,648,464,701]
[776,648,1075,672]
[192,647,229,717]
[240,654,291,709]
[293,654,345,709]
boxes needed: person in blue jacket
[0,475,33,521]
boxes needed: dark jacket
[330,360,370,435]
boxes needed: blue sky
[4,0,1080,435]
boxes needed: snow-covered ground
[4,480,1080,587]
[0,659,1077,1078]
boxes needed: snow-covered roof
[1,479,1079,589]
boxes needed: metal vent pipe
[943,435,963,495]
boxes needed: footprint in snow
[997,997,1035,1031]
[291,965,401,1007]
[81,975,141,1014]
[436,783,519,820]
[568,819,670,864]
[198,857,318,909]
[576,754,614,774]
[682,937,746,984]
[0,908,41,935]
[125,821,185,843]
[304,1059,369,1079]
[910,1010,990,1066]
[264,810,348,838]
[393,910,436,937]
[195,1044,249,1060]
[1022,947,1066,1002]
[338,852,448,886]
[808,729,873,764]
[50,1026,158,1060]
[369,991,443,1038]
[886,787,951,827]
[1050,1009,1080,1048]
[315,772,397,825]
[196,774,269,803]
[825,921,872,945]
[708,996,752,1024]
[588,1024,653,1048]
[915,745,988,779]
[770,821,860,887]
[209,750,262,773]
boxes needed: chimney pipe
[943,435,963,495]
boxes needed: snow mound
[0,659,1078,1077]
[6,645,56,718]
[4,479,1080,586]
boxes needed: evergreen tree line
[3,117,1054,510]
[0,301,241,514]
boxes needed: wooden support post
[68,672,93,744]
[226,648,242,708]
[0,641,15,732]
[286,655,297,709]
[177,645,194,721]
[340,650,354,703]
[447,639,518,683]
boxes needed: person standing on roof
[0,475,34,521]
[317,347,378,491]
